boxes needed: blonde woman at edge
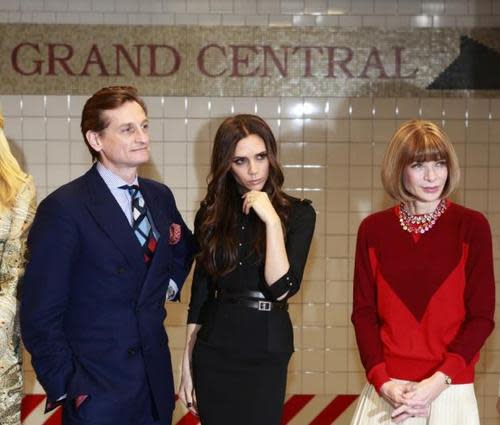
[350,120,494,424]
[0,110,36,424]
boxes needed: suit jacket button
[128,347,137,356]
[116,267,125,274]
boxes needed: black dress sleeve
[266,200,316,301]
[187,207,212,324]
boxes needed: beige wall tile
[325,326,348,349]
[325,349,348,371]
[304,142,326,165]
[233,97,257,114]
[349,143,373,165]
[163,142,187,164]
[187,118,210,142]
[465,143,489,167]
[304,119,327,142]
[143,96,164,118]
[349,167,373,189]
[489,145,500,167]
[464,190,488,214]
[302,280,326,303]
[464,167,488,189]
[326,281,350,303]
[327,165,349,188]
[350,120,372,143]
[324,372,348,393]
[282,98,304,118]
[164,118,187,141]
[304,98,328,118]
[467,120,489,143]
[349,189,373,211]
[187,142,211,165]
[47,141,70,164]
[280,142,303,163]
[326,235,349,257]
[326,212,348,234]
[327,143,349,165]
[283,166,304,187]
[327,98,350,118]
[444,119,466,143]
[256,97,281,117]
[420,98,443,119]
[325,303,349,326]
[350,98,373,119]
[164,97,186,117]
[373,98,396,119]
[286,372,302,393]
[280,118,304,142]
[467,98,491,120]
[209,98,232,118]
[397,98,420,119]
[23,141,46,164]
[373,120,396,142]
[186,97,210,117]
[327,119,350,142]
[302,326,325,349]
[443,98,466,119]
[302,349,325,371]
[304,167,326,188]
[303,304,326,325]
[302,372,325,393]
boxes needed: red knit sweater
[351,202,495,392]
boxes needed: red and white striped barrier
[21,394,358,425]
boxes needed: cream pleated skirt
[350,382,479,425]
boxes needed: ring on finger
[187,402,192,407]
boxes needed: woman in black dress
[178,114,315,425]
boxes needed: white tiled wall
[1,0,500,27]
[5,94,500,423]
[2,0,500,424]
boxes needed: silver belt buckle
[258,300,271,311]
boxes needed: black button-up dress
[187,198,316,425]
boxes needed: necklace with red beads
[399,199,448,234]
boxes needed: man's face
[90,101,150,178]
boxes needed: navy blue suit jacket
[21,164,195,424]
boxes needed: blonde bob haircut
[381,120,460,202]
[0,111,28,211]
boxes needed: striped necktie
[120,185,157,263]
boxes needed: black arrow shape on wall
[428,35,500,90]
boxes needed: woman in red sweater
[350,120,495,424]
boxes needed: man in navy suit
[21,86,195,425]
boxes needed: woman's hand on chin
[242,191,280,225]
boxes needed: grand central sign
[1,24,499,96]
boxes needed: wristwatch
[444,375,452,385]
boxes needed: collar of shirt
[95,162,177,298]
[96,161,139,225]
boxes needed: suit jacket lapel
[84,165,147,279]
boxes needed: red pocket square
[75,394,88,409]
[169,223,181,245]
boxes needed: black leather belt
[215,289,288,312]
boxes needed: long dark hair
[197,114,291,278]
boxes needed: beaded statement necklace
[399,199,448,235]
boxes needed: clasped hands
[380,372,448,423]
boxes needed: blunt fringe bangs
[381,120,460,202]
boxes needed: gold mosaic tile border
[1,24,499,97]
